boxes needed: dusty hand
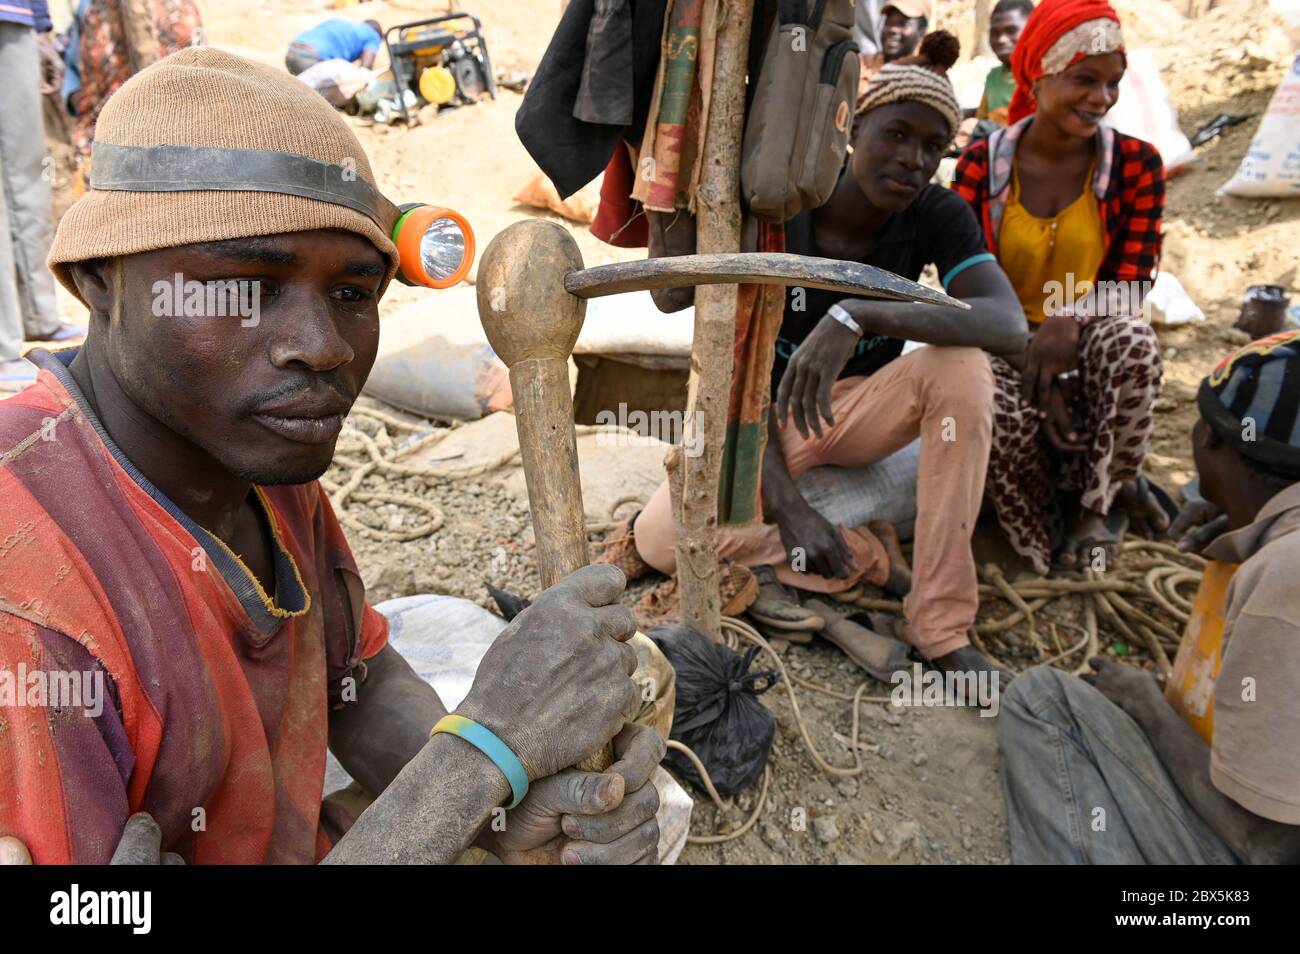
[1022,315,1081,406]
[110,813,185,864]
[480,723,665,865]
[776,312,860,439]
[1169,497,1228,554]
[1040,382,1089,453]
[776,503,857,580]
[1081,657,1164,722]
[1116,477,1172,538]
[457,564,640,781]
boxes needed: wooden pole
[476,220,612,772]
[673,0,754,640]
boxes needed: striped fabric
[0,350,388,864]
[0,1,51,31]
[1199,329,1300,476]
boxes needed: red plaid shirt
[952,118,1165,287]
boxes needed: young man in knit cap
[1000,331,1300,864]
[0,48,667,865]
[606,34,1029,685]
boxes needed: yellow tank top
[999,161,1106,327]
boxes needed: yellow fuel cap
[419,66,456,106]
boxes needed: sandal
[746,565,827,632]
[633,559,758,630]
[803,598,912,682]
[591,512,652,582]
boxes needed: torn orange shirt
[0,350,388,863]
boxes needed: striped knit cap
[49,47,399,306]
[856,31,962,139]
[1199,330,1300,477]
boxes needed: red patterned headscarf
[1008,0,1125,124]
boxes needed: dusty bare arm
[839,260,1027,356]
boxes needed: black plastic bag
[649,623,780,797]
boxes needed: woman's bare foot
[747,565,826,632]
[1054,506,1124,571]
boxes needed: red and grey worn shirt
[0,349,388,863]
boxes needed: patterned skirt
[987,316,1163,575]
[73,1,205,170]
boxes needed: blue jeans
[999,667,1238,864]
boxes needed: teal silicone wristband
[430,714,529,809]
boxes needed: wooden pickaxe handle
[476,221,612,772]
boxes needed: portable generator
[384,13,496,124]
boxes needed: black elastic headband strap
[90,142,399,232]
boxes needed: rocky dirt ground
[42,0,1299,864]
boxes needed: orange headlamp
[393,203,475,289]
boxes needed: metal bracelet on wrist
[827,303,863,337]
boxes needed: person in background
[286,17,383,76]
[70,0,204,175]
[59,0,91,116]
[859,0,930,89]
[952,0,1170,576]
[0,0,83,393]
[853,0,886,60]
[976,0,1033,128]
[999,331,1300,864]
[856,0,932,150]
[1234,284,1295,339]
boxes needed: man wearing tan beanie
[0,48,664,865]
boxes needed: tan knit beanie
[49,47,399,305]
[856,31,963,139]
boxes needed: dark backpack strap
[777,0,806,24]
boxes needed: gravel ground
[336,406,1010,864]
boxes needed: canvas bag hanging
[741,0,859,222]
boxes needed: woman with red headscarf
[952,0,1169,574]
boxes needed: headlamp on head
[392,203,474,289]
[87,142,475,291]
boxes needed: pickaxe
[476,219,964,770]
